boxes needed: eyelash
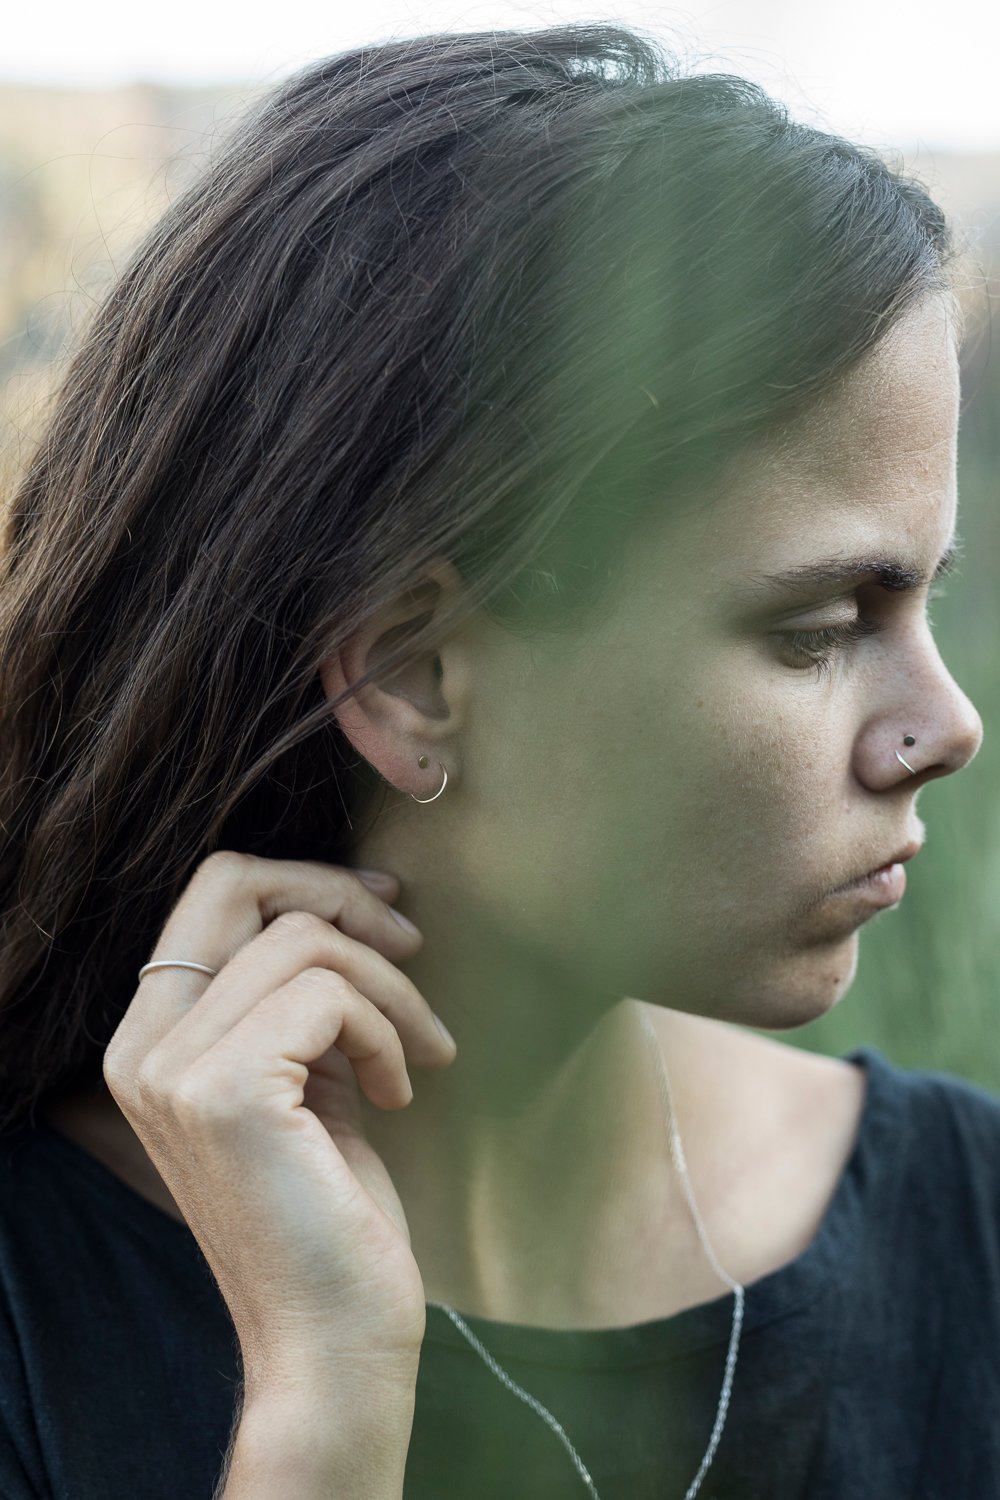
[782,588,948,680]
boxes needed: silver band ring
[138,960,219,983]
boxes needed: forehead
[606,295,963,635]
[680,296,961,584]
[762,296,959,488]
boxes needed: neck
[354,885,726,1328]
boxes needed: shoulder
[897,1052,1000,1128]
[725,1029,1000,1270]
[649,1003,1000,1209]
[866,1048,1000,1170]
[766,1033,1000,1180]
[805,1042,1000,1245]
[684,1011,1000,1149]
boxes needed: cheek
[641,657,840,881]
[711,669,856,884]
[468,640,841,949]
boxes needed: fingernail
[355,868,398,889]
[433,1013,456,1049]
[388,905,421,936]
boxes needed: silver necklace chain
[426,1008,746,1499]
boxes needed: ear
[318,558,471,801]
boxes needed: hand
[102,851,455,1397]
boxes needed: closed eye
[781,617,884,676]
[779,586,948,680]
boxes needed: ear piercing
[410,755,448,802]
[896,734,917,774]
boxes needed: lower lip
[831,862,907,907]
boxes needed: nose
[862,636,984,789]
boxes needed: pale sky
[5,0,999,151]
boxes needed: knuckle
[171,1065,234,1123]
[267,909,331,943]
[291,965,354,1000]
[196,849,253,883]
[134,1053,171,1103]
[102,1046,126,1094]
[103,1033,142,1095]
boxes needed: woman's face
[453,294,983,1030]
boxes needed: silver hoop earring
[410,758,448,803]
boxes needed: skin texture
[316,293,983,1323]
[45,293,984,1330]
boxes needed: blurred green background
[1,83,997,1091]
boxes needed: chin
[716,934,862,1032]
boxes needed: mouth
[828,839,923,907]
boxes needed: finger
[150,909,451,1075]
[218,858,422,960]
[173,967,415,1119]
[180,853,421,968]
[112,855,426,1064]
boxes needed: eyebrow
[745,536,963,600]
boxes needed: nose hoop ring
[896,733,917,775]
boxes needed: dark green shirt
[1,1046,998,1499]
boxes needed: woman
[0,22,995,1500]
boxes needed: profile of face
[326,293,984,1047]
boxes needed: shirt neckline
[421,1045,897,1368]
[24,1044,897,1368]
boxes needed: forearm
[216,1379,417,1499]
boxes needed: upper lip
[844,839,924,887]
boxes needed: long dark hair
[0,23,960,1130]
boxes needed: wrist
[228,1378,417,1500]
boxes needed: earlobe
[411,759,449,803]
